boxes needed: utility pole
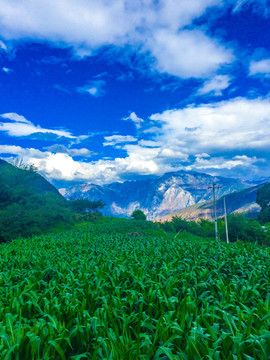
[224,195,229,244]
[208,183,222,240]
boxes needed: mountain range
[60,170,253,220]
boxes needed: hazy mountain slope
[60,170,252,220]
[158,183,265,222]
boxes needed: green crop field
[0,220,270,359]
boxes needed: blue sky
[0,0,270,185]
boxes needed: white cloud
[44,144,93,157]
[232,0,270,14]
[0,0,233,79]
[0,145,50,158]
[138,139,161,147]
[0,40,7,51]
[2,67,13,73]
[103,134,137,146]
[187,154,260,171]
[197,75,232,96]
[157,148,188,160]
[0,142,178,183]
[123,112,144,129]
[195,153,210,158]
[0,145,163,183]
[1,112,31,124]
[149,97,270,153]
[77,80,106,97]
[1,97,269,183]
[249,58,270,77]
[148,29,233,78]
[143,126,162,134]
[0,112,84,139]
[32,153,88,181]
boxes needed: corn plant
[0,222,269,359]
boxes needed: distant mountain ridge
[60,170,253,220]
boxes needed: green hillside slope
[0,159,61,195]
[0,159,73,241]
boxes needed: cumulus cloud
[1,113,31,124]
[0,145,86,180]
[138,140,161,147]
[188,154,261,171]
[0,144,163,183]
[1,97,270,183]
[123,112,144,129]
[195,153,211,158]
[197,75,232,96]
[249,58,270,77]
[0,0,234,79]
[185,154,266,179]
[103,135,137,146]
[149,97,270,153]
[2,67,13,73]
[148,29,233,78]
[0,112,85,140]
[0,40,7,51]
[0,145,50,158]
[43,144,94,157]
[77,80,106,97]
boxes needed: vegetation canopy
[160,214,270,245]
[256,182,270,224]
[69,199,106,215]
[0,219,269,359]
[131,209,147,221]
[0,159,74,242]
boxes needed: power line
[208,182,222,240]
[224,195,229,244]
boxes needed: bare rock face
[59,170,251,220]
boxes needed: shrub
[131,209,147,220]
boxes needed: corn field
[0,222,270,359]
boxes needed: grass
[0,220,269,359]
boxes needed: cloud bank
[0,0,235,79]
[1,97,269,183]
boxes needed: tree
[256,183,270,224]
[171,216,190,232]
[0,180,14,208]
[69,199,106,214]
[131,209,146,220]
[223,213,267,244]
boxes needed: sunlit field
[0,221,270,359]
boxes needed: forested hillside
[0,159,73,241]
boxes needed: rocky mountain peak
[60,170,252,220]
